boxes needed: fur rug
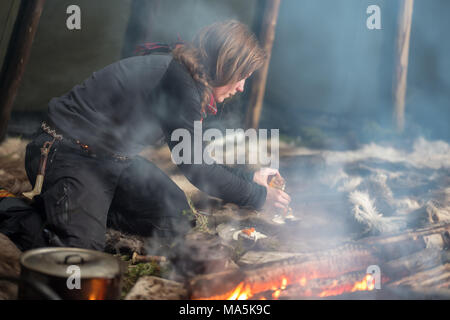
[318,137,450,233]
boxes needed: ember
[318,274,376,298]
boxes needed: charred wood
[382,247,447,281]
[189,244,379,299]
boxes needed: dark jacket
[46,53,267,209]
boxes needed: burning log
[189,223,450,299]
[275,271,382,299]
[189,243,380,299]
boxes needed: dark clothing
[46,53,266,209]
[24,131,194,250]
[16,53,266,251]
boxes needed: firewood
[189,224,450,299]
[238,251,307,267]
[189,244,380,299]
[386,263,450,289]
[359,223,450,260]
[131,252,167,265]
[382,248,444,279]
[276,271,371,299]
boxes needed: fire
[223,274,375,300]
[352,274,375,292]
[226,276,301,300]
[227,282,252,300]
[318,274,376,298]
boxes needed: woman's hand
[264,187,291,212]
[253,167,281,187]
[253,168,291,211]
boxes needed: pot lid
[20,247,121,279]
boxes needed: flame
[204,272,377,300]
[225,276,295,300]
[227,282,253,300]
[222,273,376,300]
[272,289,281,299]
[351,274,375,292]
[318,274,376,298]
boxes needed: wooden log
[190,243,379,299]
[382,248,444,280]
[359,222,450,260]
[0,0,46,142]
[393,0,414,132]
[387,263,450,289]
[238,251,307,267]
[189,224,450,299]
[276,271,376,299]
[245,0,282,129]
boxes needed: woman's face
[212,78,247,103]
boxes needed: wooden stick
[359,222,450,248]
[131,252,167,264]
[245,0,282,129]
[0,0,46,142]
[393,0,414,133]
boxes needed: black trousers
[24,132,194,251]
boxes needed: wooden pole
[245,0,281,129]
[0,0,46,142]
[393,0,414,133]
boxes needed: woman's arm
[156,60,267,209]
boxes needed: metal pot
[19,247,123,300]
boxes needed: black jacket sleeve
[155,60,267,209]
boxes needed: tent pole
[393,0,414,133]
[245,0,282,129]
[0,0,46,142]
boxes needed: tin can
[19,247,122,300]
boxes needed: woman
[23,20,291,251]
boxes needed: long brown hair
[172,20,266,114]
